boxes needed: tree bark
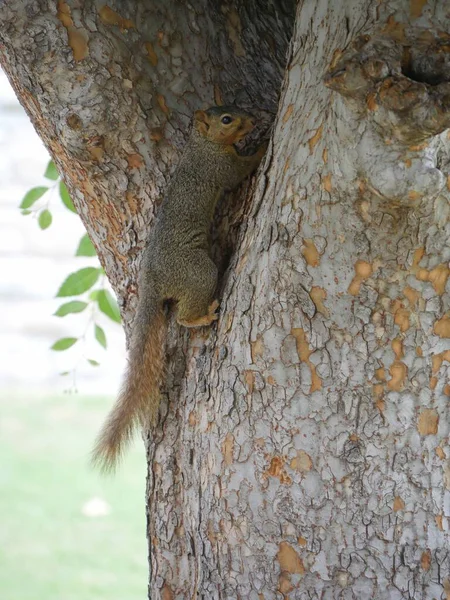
[2,1,450,599]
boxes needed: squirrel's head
[193,106,256,145]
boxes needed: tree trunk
[2,1,450,598]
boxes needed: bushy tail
[91,290,167,472]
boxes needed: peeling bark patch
[265,456,292,485]
[127,153,144,169]
[432,350,450,373]
[436,446,446,460]
[391,300,411,332]
[99,5,135,30]
[221,433,234,466]
[57,1,89,61]
[282,104,294,124]
[302,239,320,267]
[310,286,329,316]
[161,583,174,600]
[291,328,322,393]
[417,409,439,436]
[157,94,170,117]
[415,263,450,295]
[410,0,428,18]
[348,260,373,296]
[434,314,450,338]
[308,124,323,154]
[290,450,313,473]
[421,549,432,570]
[393,495,405,512]
[387,360,408,391]
[251,335,265,362]
[144,42,158,66]
[403,285,420,307]
[322,173,332,192]
[222,6,245,57]
[277,542,305,574]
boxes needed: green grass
[0,394,148,600]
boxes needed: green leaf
[38,209,52,230]
[95,324,107,349]
[97,289,121,323]
[20,186,48,209]
[21,210,32,216]
[51,337,78,351]
[59,371,71,376]
[87,359,100,367]
[56,267,101,297]
[54,300,88,317]
[76,233,96,257]
[44,160,59,180]
[59,180,76,213]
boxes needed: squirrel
[92,106,267,471]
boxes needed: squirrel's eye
[221,115,233,125]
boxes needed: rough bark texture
[2,0,450,599]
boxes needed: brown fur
[92,106,266,472]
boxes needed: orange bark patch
[434,314,450,338]
[412,247,425,270]
[265,456,292,485]
[445,384,450,396]
[310,286,329,316]
[417,409,439,435]
[416,264,450,295]
[282,104,294,124]
[57,0,72,26]
[436,446,446,460]
[436,514,444,530]
[251,335,265,362]
[157,94,170,116]
[387,361,407,391]
[188,411,198,426]
[393,496,405,512]
[150,127,164,142]
[213,84,223,106]
[366,93,378,111]
[99,5,135,30]
[161,583,174,600]
[322,173,332,192]
[308,124,323,154]
[278,572,293,595]
[375,368,386,381]
[348,260,373,295]
[410,0,428,18]
[57,1,89,61]
[322,148,328,164]
[222,433,234,466]
[277,542,305,574]
[432,350,450,373]
[291,328,322,393]
[127,153,143,169]
[403,285,420,306]
[383,15,406,41]
[392,338,404,360]
[144,41,158,66]
[290,450,313,474]
[302,239,320,267]
[391,300,411,332]
[244,370,255,393]
[329,49,343,70]
[421,550,431,571]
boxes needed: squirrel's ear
[194,110,207,122]
[194,110,209,135]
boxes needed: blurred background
[0,70,147,599]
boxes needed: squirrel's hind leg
[175,253,219,328]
